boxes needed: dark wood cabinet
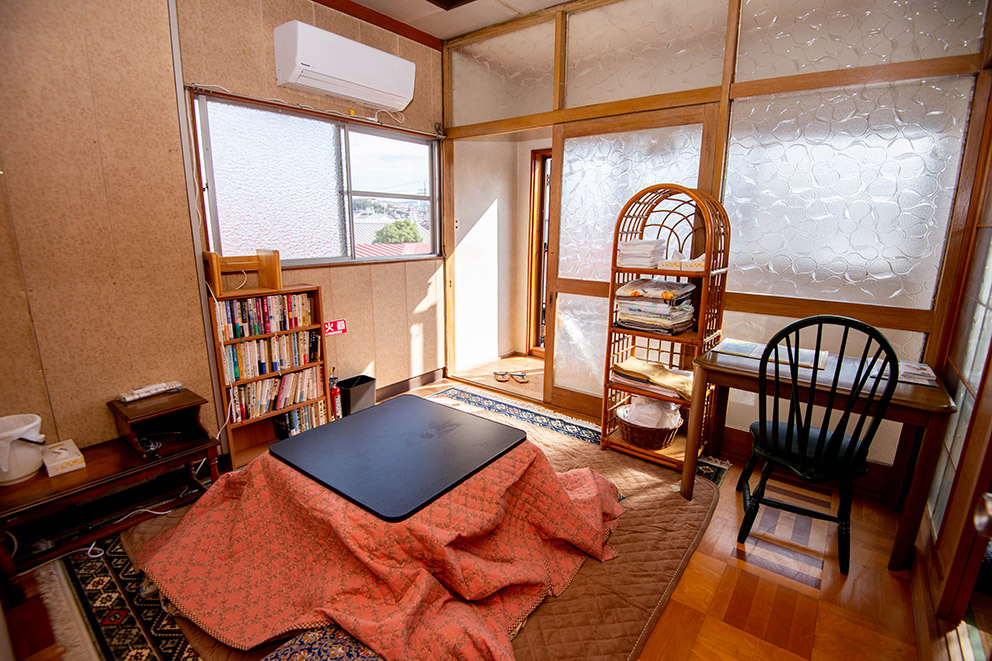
[0,388,219,595]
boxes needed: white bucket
[0,414,45,486]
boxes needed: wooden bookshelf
[207,283,332,469]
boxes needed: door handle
[974,493,992,536]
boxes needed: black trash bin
[338,375,376,416]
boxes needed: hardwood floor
[640,466,916,660]
[414,377,919,660]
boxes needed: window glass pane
[737,0,986,83]
[951,227,992,392]
[566,0,726,108]
[202,99,346,261]
[553,293,608,396]
[349,132,431,195]
[451,20,555,126]
[353,197,432,258]
[724,76,973,307]
[928,369,973,536]
[559,124,702,282]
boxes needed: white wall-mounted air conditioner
[273,20,415,111]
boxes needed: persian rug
[36,388,720,661]
[430,386,730,486]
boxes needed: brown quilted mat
[121,391,718,661]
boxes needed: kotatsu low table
[269,394,527,521]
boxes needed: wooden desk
[683,350,955,571]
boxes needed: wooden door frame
[527,148,552,358]
[542,104,719,415]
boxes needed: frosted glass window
[737,0,986,83]
[559,124,702,282]
[950,225,992,392]
[553,293,608,396]
[724,76,974,307]
[196,97,438,264]
[451,20,554,126]
[565,0,726,108]
[199,97,347,261]
[927,369,975,536]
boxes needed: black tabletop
[269,395,527,521]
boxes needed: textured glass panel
[737,0,986,82]
[951,226,992,391]
[565,0,726,107]
[353,198,432,258]
[928,446,953,536]
[725,77,974,307]
[949,385,974,466]
[559,124,702,281]
[204,99,346,260]
[349,132,431,195]
[553,293,608,395]
[451,21,554,126]
[721,310,925,463]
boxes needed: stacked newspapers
[614,278,695,334]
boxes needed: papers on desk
[713,338,828,370]
[713,339,940,388]
[898,362,939,387]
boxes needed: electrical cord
[188,84,439,137]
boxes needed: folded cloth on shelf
[615,278,695,303]
[616,298,693,317]
[609,372,682,399]
[611,357,694,401]
[617,240,667,269]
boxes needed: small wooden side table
[0,388,219,603]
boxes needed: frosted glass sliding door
[547,110,709,410]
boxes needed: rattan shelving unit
[600,184,730,471]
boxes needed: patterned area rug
[36,387,723,660]
[34,536,199,661]
[430,387,730,486]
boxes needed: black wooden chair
[736,315,899,574]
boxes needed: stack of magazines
[614,278,695,334]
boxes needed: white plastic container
[0,414,45,486]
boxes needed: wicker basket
[615,405,680,450]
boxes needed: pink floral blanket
[134,440,622,660]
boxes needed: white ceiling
[347,0,565,41]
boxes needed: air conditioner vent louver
[273,20,415,112]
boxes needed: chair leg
[738,461,774,544]
[736,453,758,493]
[837,478,853,575]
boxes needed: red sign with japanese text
[324,319,347,335]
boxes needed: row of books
[229,366,324,423]
[215,293,315,341]
[220,330,320,384]
[275,401,328,438]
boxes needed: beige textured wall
[176,0,441,135]
[0,0,443,450]
[179,0,445,390]
[0,0,215,447]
